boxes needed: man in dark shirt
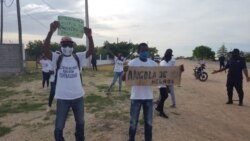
[219,55,225,70]
[212,49,250,106]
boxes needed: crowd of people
[36,20,249,141]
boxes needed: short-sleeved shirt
[39,59,52,73]
[159,58,176,87]
[52,52,87,100]
[113,56,126,72]
[225,57,247,81]
[128,58,158,100]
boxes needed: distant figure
[37,54,51,88]
[91,54,97,71]
[212,49,250,106]
[219,55,225,70]
[107,50,133,95]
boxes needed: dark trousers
[92,64,97,71]
[226,79,244,104]
[48,82,56,107]
[42,71,50,88]
[156,87,168,113]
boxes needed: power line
[22,11,48,29]
[40,0,57,10]
[4,0,14,8]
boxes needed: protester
[219,55,225,70]
[37,54,52,88]
[107,51,132,95]
[155,49,176,119]
[46,51,61,112]
[43,21,94,141]
[124,43,158,141]
[91,53,97,71]
[212,49,250,106]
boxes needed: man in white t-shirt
[43,21,94,141]
[107,53,126,95]
[38,54,52,88]
[125,43,158,141]
[155,49,176,119]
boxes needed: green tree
[193,45,215,60]
[217,44,228,57]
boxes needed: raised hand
[50,21,59,33]
[84,27,92,37]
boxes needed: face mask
[139,51,149,60]
[61,46,74,56]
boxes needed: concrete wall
[0,44,23,74]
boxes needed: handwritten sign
[58,16,84,38]
[125,66,182,86]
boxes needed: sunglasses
[61,43,73,48]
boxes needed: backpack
[54,54,83,85]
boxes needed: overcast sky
[2,0,250,57]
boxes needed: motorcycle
[193,63,208,81]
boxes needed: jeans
[128,100,153,141]
[42,71,50,88]
[108,71,123,92]
[54,97,85,141]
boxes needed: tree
[193,45,215,60]
[217,44,228,57]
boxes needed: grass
[0,88,17,99]
[85,95,114,113]
[0,123,11,137]
[103,111,130,121]
[0,101,44,117]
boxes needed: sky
[2,0,250,57]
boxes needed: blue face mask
[139,51,149,60]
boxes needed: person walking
[43,21,94,141]
[37,54,52,88]
[155,49,176,119]
[212,49,250,106]
[125,43,158,141]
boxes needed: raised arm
[43,21,59,60]
[85,27,94,58]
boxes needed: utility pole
[85,0,91,67]
[1,0,3,44]
[16,0,23,72]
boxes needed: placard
[125,66,182,86]
[58,16,84,38]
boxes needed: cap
[60,36,74,44]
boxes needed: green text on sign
[58,16,84,38]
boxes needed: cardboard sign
[58,16,84,38]
[125,66,182,86]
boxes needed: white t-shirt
[159,58,176,88]
[39,59,52,73]
[113,56,126,72]
[52,52,87,100]
[128,58,158,100]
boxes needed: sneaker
[226,101,233,104]
[159,112,169,118]
[170,104,176,108]
[46,106,51,113]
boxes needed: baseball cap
[60,36,74,44]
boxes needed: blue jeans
[54,97,85,141]
[108,71,123,91]
[128,100,153,141]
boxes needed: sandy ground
[1,59,250,141]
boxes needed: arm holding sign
[43,21,59,60]
[85,27,94,58]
